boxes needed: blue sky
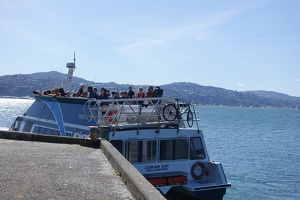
[1,0,300,97]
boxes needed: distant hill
[0,71,299,108]
[244,90,300,102]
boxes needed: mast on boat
[64,51,76,92]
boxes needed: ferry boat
[9,57,231,199]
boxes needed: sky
[0,0,300,97]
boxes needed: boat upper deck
[84,97,200,131]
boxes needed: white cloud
[237,83,245,87]
[297,79,300,82]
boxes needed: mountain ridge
[0,71,299,108]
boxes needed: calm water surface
[198,106,300,200]
[0,98,34,129]
[1,98,299,199]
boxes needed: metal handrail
[84,97,199,131]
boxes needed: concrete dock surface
[0,139,135,200]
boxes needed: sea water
[198,106,300,200]
[0,98,299,199]
[0,98,34,130]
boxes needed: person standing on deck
[78,84,84,96]
[128,86,135,98]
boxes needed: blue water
[198,106,300,200]
[1,98,300,199]
[0,98,34,129]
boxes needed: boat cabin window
[159,139,188,160]
[125,140,157,163]
[110,140,123,154]
[33,127,59,135]
[190,137,206,159]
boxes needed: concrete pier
[0,130,166,200]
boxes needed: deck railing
[84,97,199,131]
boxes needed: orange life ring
[191,162,206,180]
[107,110,118,123]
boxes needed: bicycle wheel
[162,104,178,121]
[187,109,194,127]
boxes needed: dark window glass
[125,140,157,163]
[190,137,206,159]
[160,139,188,160]
[110,140,123,154]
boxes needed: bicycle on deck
[162,98,195,128]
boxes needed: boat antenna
[74,51,76,67]
[61,69,64,88]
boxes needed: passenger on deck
[78,84,84,96]
[72,92,78,97]
[111,91,116,99]
[119,91,124,98]
[113,92,121,99]
[33,90,41,95]
[153,86,163,97]
[66,91,71,97]
[58,88,66,97]
[97,88,109,100]
[81,91,88,98]
[146,86,154,97]
[113,92,122,104]
[146,86,154,104]
[93,87,99,96]
[136,87,146,98]
[136,87,146,104]
[152,86,163,104]
[54,88,60,97]
[106,90,111,98]
[97,87,109,106]
[87,86,97,98]
[122,91,128,99]
[128,86,135,98]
